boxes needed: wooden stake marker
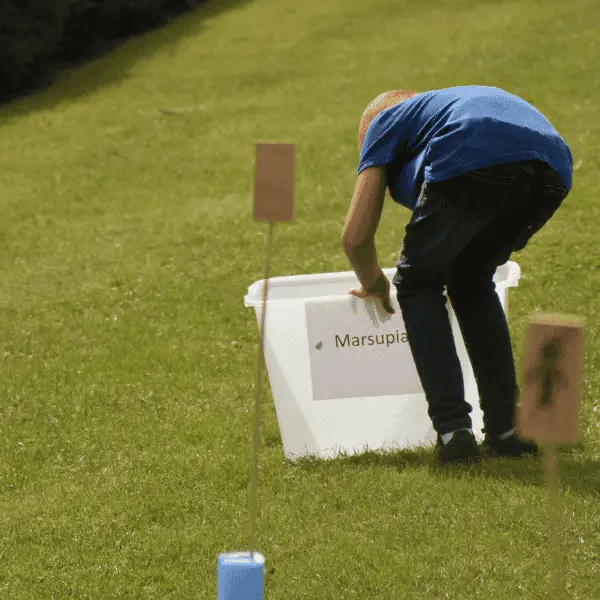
[516,313,584,600]
[217,143,294,600]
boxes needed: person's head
[358,89,419,149]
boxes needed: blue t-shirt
[357,85,573,210]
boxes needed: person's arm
[341,165,387,289]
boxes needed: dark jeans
[392,159,569,437]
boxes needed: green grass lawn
[1,0,599,597]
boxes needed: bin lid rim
[244,261,521,305]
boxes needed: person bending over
[342,85,572,465]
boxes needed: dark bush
[57,0,118,60]
[58,0,170,60]
[0,0,205,98]
[0,0,69,92]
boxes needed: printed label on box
[306,296,422,401]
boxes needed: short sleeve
[357,108,408,176]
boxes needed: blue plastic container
[217,552,265,600]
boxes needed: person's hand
[349,271,395,314]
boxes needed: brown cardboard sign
[516,314,584,444]
[253,143,295,222]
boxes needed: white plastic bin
[244,261,521,461]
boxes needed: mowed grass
[0,0,599,597]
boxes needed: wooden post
[516,313,584,600]
[218,143,294,600]
[249,143,295,556]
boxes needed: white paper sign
[306,295,422,401]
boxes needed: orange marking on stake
[253,143,295,223]
[516,313,584,444]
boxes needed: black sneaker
[436,429,481,465]
[481,430,539,458]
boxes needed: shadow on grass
[290,441,600,498]
[0,0,253,125]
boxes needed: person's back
[358,85,572,211]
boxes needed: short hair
[358,89,419,148]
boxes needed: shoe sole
[481,449,519,459]
[480,444,540,459]
[436,444,482,465]
[438,453,481,465]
